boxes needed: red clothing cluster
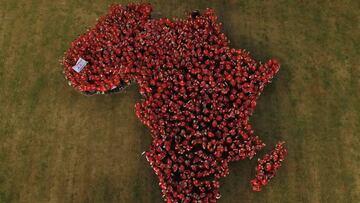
[63,4,152,93]
[63,4,283,202]
[251,142,287,192]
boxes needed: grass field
[0,0,359,202]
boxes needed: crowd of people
[63,4,285,202]
[251,142,287,192]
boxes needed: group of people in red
[251,142,288,192]
[63,3,287,203]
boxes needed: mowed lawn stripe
[1,0,47,202]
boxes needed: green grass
[0,0,359,202]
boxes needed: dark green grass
[0,0,359,202]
